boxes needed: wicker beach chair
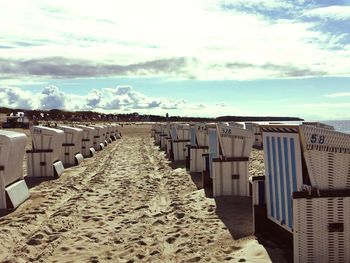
[255,123,350,263]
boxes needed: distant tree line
[0,107,303,122]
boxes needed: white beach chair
[154,124,162,146]
[57,126,84,167]
[160,123,168,151]
[90,125,106,151]
[190,123,209,173]
[171,124,190,161]
[0,130,30,209]
[212,124,254,197]
[27,126,65,178]
[245,122,263,148]
[76,125,96,158]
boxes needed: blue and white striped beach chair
[255,123,350,263]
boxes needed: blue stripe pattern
[208,129,218,176]
[277,137,286,224]
[265,134,300,232]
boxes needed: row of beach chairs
[0,123,122,210]
[151,121,350,263]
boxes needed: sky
[1,0,350,120]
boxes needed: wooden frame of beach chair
[0,130,30,209]
[57,126,84,167]
[27,126,65,178]
[76,125,96,158]
[212,124,254,197]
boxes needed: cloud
[225,62,326,77]
[1,0,350,80]
[0,87,34,109]
[40,86,66,109]
[324,92,350,98]
[0,57,190,78]
[304,6,350,21]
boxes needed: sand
[0,125,287,263]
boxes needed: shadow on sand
[168,159,291,262]
[24,176,56,189]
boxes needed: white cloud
[0,85,248,117]
[324,92,350,98]
[304,6,350,20]
[0,0,350,80]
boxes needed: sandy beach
[0,125,288,263]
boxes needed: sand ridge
[0,126,277,262]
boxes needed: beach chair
[101,125,109,146]
[105,124,113,143]
[160,124,168,151]
[171,124,190,161]
[154,124,162,146]
[0,130,30,209]
[76,125,96,158]
[202,124,220,188]
[166,124,174,160]
[190,123,209,173]
[57,126,84,167]
[110,123,122,140]
[245,122,263,149]
[90,125,106,151]
[212,124,254,197]
[27,126,65,178]
[254,123,350,263]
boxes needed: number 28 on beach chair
[0,130,30,209]
[253,123,350,263]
